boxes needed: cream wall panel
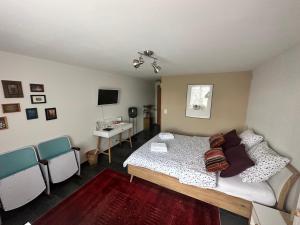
[161,72,252,136]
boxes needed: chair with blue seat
[0,146,46,225]
[37,136,81,195]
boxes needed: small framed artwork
[31,95,47,104]
[30,83,44,92]
[0,116,8,130]
[1,80,24,98]
[185,84,214,119]
[2,103,21,113]
[26,108,38,120]
[45,108,57,120]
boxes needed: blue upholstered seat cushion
[0,146,38,180]
[37,136,72,160]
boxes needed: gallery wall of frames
[0,80,57,130]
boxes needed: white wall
[0,51,154,161]
[246,44,300,211]
[247,44,300,169]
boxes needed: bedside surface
[252,203,292,225]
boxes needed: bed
[123,134,299,218]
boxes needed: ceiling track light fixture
[152,60,161,74]
[132,50,161,73]
[133,55,144,68]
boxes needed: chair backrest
[37,136,72,160]
[0,146,38,180]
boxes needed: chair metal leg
[39,163,51,195]
[74,150,81,176]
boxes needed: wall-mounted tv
[98,89,119,105]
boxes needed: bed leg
[130,175,134,183]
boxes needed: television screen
[98,89,119,105]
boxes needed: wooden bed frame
[128,164,299,219]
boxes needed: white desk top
[93,122,133,138]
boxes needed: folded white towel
[150,142,168,153]
[158,132,174,140]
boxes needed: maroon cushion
[220,144,254,177]
[222,129,241,150]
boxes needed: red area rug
[34,169,220,225]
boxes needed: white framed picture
[185,84,213,119]
[30,95,47,104]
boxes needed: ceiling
[0,0,300,79]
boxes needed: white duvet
[123,134,217,188]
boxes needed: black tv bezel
[97,89,120,106]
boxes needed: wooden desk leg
[129,128,133,149]
[108,138,112,164]
[130,175,134,183]
[96,136,101,152]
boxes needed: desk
[93,122,133,164]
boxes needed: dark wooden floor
[1,128,248,225]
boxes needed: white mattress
[124,134,217,188]
[213,175,276,206]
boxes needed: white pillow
[240,142,290,183]
[239,129,264,149]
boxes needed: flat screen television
[98,89,119,105]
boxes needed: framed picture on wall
[30,83,44,92]
[1,80,24,98]
[31,95,47,104]
[45,108,57,120]
[185,84,213,119]
[26,108,38,120]
[0,116,8,130]
[2,103,21,113]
